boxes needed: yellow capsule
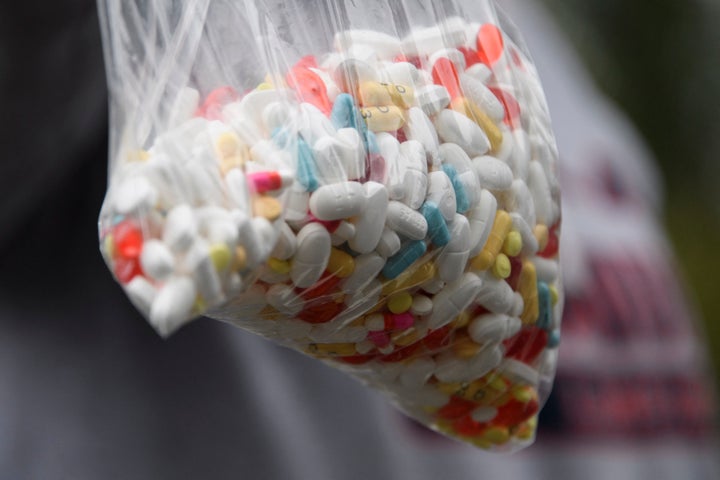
[382,260,436,295]
[233,246,248,271]
[533,224,549,252]
[360,105,406,132]
[268,257,291,274]
[358,81,393,106]
[326,248,355,278]
[451,310,472,329]
[549,284,559,305]
[391,328,421,347]
[256,82,274,91]
[492,253,512,279]
[209,243,232,271]
[387,291,413,314]
[503,230,523,257]
[450,97,503,152]
[103,235,116,259]
[216,131,244,158]
[471,210,512,271]
[385,83,415,109]
[452,335,482,359]
[511,385,537,404]
[518,260,539,325]
[252,195,282,221]
[482,426,510,445]
[307,342,356,357]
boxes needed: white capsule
[124,276,158,313]
[468,189,498,257]
[266,284,304,316]
[434,109,490,157]
[349,182,388,254]
[336,128,366,180]
[426,170,457,222]
[428,272,482,329]
[437,214,471,283]
[140,239,175,282]
[386,201,428,240]
[401,17,467,56]
[475,273,517,314]
[509,129,531,181]
[376,132,403,199]
[528,160,552,225]
[163,205,198,253]
[434,344,503,383]
[399,140,429,209]
[510,212,539,256]
[149,276,197,337]
[459,74,505,123]
[291,222,331,288]
[309,181,367,221]
[334,29,402,59]
[509,179,536,227]
[113,176,158,216]
[415,85,451,117]
[472,155,514,191]
[376,227,402,257]
[469,313,522,344]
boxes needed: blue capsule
[441,164,469,213]
[537,281,552,330]
[420,201,450,247]
[382,240,427,279]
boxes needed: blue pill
[537,281,552,330]
[441,164,469,213]
[382,240,427,279]
[420,202,450,247]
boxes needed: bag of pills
[98,0,562,451]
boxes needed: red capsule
[476,24,505,66]
[422,325,453,352]
[113,256,143,284]
[493,397,539,427]
[437,396,478,420]
[113,220,143,259]
[504,327,548,364]
[431,57,462,100]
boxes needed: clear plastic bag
[98,0,562,452]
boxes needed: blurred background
[540,0,720,385]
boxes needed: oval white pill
[291,222,332,288]
[434,109,490,157]
[309,181,367,221]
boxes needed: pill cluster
[100,17,561,451]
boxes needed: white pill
[468,189,498,257]
[291,222,332,288]
[376,227,402,258]
[415,85,451,117]
[312,137,351,185]
[402,108,439,164]
[266,284,304,316]
[283,185,310,224]
[401,17,467,56]
[349,182,388,254]
[163,205,197,253]
[270,222,297,260]
[140,239,175,282]
[532,256,559,283]
[528,160,552,225]
[509,129,531,181]
[434,344,502,383]
[113,176,158,216]
[399,140,429,209]
[125,276,158,313]
[410,294,433,316]
[460,74,505,123]
[298,102,337,147]
[331,221,356,246]
[428,272,482,329]
[510,212,539,256]
[167,87,200,129]
[334,29,402,59]
[469,313,522,344]
[399,357,436,388]
[381,61,420,87]
[336,128,366,180]
[439,143,477,204]
[262,101,294,133]
[437,214,471,283]
[419,275,445,295]
[465,63,493,84]
[225,168,250,212]
[471,407,499,423]
[494,126,514,163]
[309,181,367,221]
[238,88,293,129]
[429,48,466,72]
[426,170,457,222]
[341,253,385,293]
[434,109,490,157]
[472,155,514,191]
[184,239,224,305]
[149,276,196,337]
[500,358,540,387]
[333,58,379,93]
[475,273,516,314]
[386,201,428,240]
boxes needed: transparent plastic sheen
[98,0,563,452]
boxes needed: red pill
[489,87,521,128]
[476,24,505,66]
[457,46,481,68]
[493,397,539,427]
[113,221,143,259]
[431,57,462,100]
[422,325,453,351]
[453,414,489,437]
[437,396,478,420]
[503,327,548,364]
[197,86,238,119]
[113,256,143,284]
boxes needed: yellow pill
[233,246,248,271]
[533,224,549,252]
[209,243,232,271]
[451,310,472,328]
[471,210,512,271]
[511,385,536,404]
[220,154,246,175]
[252,196,283,221]
[549,284,559,305]
[518,260,539,325]
[516,416,538,440]
[256,82,274,91]
[452,335,482,359]
[103,235,115,259]
[492,253,512,279]
[360,105,406,132]
[470,438,494,450]
[326,248,355,278]
[391,328,421,347]
[358,81,393,106]
[482,426,510,445]
[451,97,503,152]
[192,296,207,315]
[386,83,415,109]
[126,149,150,162]
[387,291,413,314]
[268,257,291,274]
[503,230,523,257]
[216,131,244,158]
